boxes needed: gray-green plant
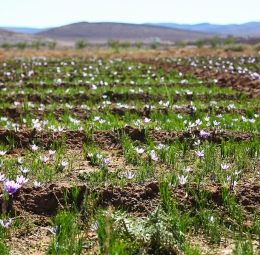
[1,42,11,50]
[135,41,143,49]
[48,41,57,50]
[75,39,88,49]
[16,42,27,50]
[209,36,221,49]
[194,39,204,48]
[31,40,41,50]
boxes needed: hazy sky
[0,0,259,28]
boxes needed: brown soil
[1,181,260,218]
[0,127,259,151]
[2,103,258,124]
[141,59,260,97]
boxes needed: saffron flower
[17,157,22,164]
[16,175,28,185]
[200,130,210,139]
[179,175,188,185]
[124,171,135,180]
[20,167,29,174]
[102,158,110,165]
[155,143,166,150]
[135,147,144,154]
[221,163,229,170]
[34,181,41,187]
[39,156,49,163]
[61,161,68,167]
[196,150,204,157]
[0,218,12,228]
[4,179,21,195]
[96,154,103,159]
[49,225,59,235]
[0,151,6,156]
[143,117,151,124]
[31,144,38,151]
[49,150,56,155]
[0,173,5,181]
[213,120,220,126]
[58,161,68,171]
[149,150,158,161]
[195,119,202,126]
[57,126,65,132]
[194,140,200,146]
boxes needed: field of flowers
[0,53,260,254]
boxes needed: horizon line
[1,20,260,29]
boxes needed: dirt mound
[1,181,260,218]
[0,127,258,152]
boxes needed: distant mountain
[36,22,215,43]
[146,22,260,36]
[2,27,49,34]
[0,28,46,44]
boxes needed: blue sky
[0,0,259,28]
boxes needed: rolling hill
[147,22,260,36]
[0,27,46,44]
[2,27,49,34]
[36,22,215,43]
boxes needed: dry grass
[0,47,258,62]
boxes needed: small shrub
[16,42,27,50]
[194,39,204,48]
[150,41,159,49]
[209,36,221,49]
[48,41,57,50]
[176,41,186,48]
[107,40,120,50]
[31,41,41,50]
[75,39,88,49]
[224,37,235,45]
[120,41,131,49]
[224,43,247,52]
[135,41,143,49]
[1,42,11,50]
[253,43,260,51]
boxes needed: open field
[0,48,260,254]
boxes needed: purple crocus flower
[221,163,229,170]
[102,158,110,165]
[49,225,59,235]
[39,156,49,163]
[31,144,38,151]
[0,218,12,228]
[135,148,144,154]
[0,173,5,182]
[61,161,68,167]
[16,175,28,185]
[34,181,41,187]
[179,175,188,185]
[0,151,6,156]
[124,171,135,180]
[4,179,21,195]
[149,150,158,161]
[20,167,30,174]
[196,150,204,157]
[17,157,22,164]
[200,130,210,139]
